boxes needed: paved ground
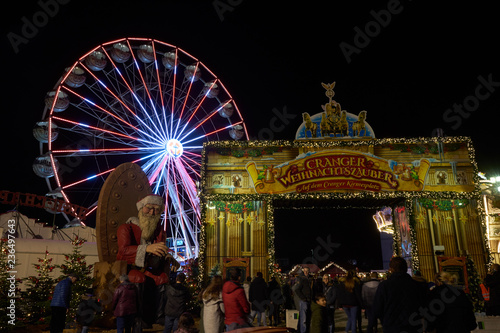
[32,308,381,332]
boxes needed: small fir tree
[208,262,222,279]
[56,235,94,323]
[466,255,484,313]
[184,258,201,315]
[21,249,57,325]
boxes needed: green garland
[418,198,469,211]
[215,146,283,158]
[213,201,255,213]
[384,142,465,154]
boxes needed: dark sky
[274,208,383,272]
[2,1,500,231]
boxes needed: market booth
[198,83,489,286]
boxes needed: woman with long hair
[337,270,362,333]
[202,275,225,333]
[426,271,477,333]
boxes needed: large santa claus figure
[117,194,179,328]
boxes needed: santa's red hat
[136,194,164,211]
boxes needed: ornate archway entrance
[199,83,488,288]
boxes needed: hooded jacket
[113,282,138,317]
[361,279,380,308]
[222,280,250,325]
[164,282,190,317]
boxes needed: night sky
[2,1,500,265]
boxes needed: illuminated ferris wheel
[33,37,249,259]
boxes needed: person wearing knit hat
[116,194,180,328]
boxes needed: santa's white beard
[138,210,161,241]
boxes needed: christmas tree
[465,255,485,313]
[21,249,57,325]
[184,258,201,315]
[56,235,95,323]
[208,262,222,279]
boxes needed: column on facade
[438,209,458,258]
[461,203,487,277]
[251,203,267,279]
[414,202,435,280]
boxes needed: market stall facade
[198,83,489,284]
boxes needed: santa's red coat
[117,221,169,285]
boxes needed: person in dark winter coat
[337,270,362,333]
[426,271,477,333]
[282,277,294,310]
[249,272,269,326]
[484,263,500,315]
[76,289,102,333]
[164,273,190,333]
[293,266,312,333]
[50,273,78,333]
[113,274,139,333]
[373,256,425,333]
[222,268,251,331]
[362,272,380,333]
[267,276,284,326]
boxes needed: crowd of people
[48,256,500,333]
[194,255,490,332]
[46,195,500,333]
[287,257,481,333]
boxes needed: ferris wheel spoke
[62,86,141,133]
[179,156,201,178]
[57,148,165,192]
[99,47,167,142]
[166,170,196,258]
[177,79,219,137]
[150,41,170,139]
[124,39,169,140]
[51,116,160,146]
[173,62,200,138]
[50,147,156,156]
[177,99,231,142]
[181,150,202,160]
[175,159,201,218]
[169,49,179,136]
[61,168,116,190]
[182,120,244,146]
[79,61,165,143]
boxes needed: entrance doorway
[274,208,386,273]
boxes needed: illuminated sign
[0,190,89,220]
[246,150,430,194]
